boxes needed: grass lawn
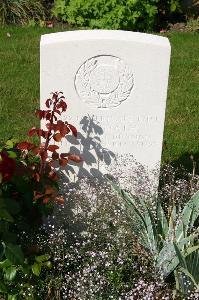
[0,26,198,170]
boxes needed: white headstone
[40,30,171,188]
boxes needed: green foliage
[52,0,181,31]
[0,0,46,25]
[0,92,80,299]
[185,17,199,32]
[174,243,199,296]
[110,180,199,296]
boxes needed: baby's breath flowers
[18,159,199,299]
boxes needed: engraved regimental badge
[75,55,134,108]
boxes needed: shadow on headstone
[50,115,116,235]
[63,114,116,182]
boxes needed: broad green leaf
[35,254,50,263]
[0,259,12,268]
[43,261,52,269]
[4,266,17,281]
[5,140,14,149]
[8,295,17,300]
[171,2,177,12]
[5,244,24,265]
[7,151,17,159]
[21,264,31,275]
[32,262,41,276]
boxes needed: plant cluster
[0,92,80,299]
[51,0,182,31]
[0,0,46,25]
[109,160,199,298]
[21,177,173,299]
[15,163,197,299]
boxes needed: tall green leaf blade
[176,191,199,241]
[144,204,159,256]
[168,204,176,240]
[120,190,153,250]
[173,242,187,269]
[157,201,168,239]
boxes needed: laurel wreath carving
[75,56,134,108]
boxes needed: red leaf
[56,100,67,112]
[35,109,51,120]
[45,186,57,196]
[33,191,43,201]
[52,92,58,102]
[60,124,70,137]
[48,171,59,181]
[37,129,44,137]
[32,147,40,155]
[54,110,61,115]
[40,150,48,162]
[53,133,62,142]
[43,197,50,204]
[68,124,77,137]
[59,158,68,167]
[46,123,52,130]
[52,151,59,160]
[17,141,35,150]
[56,120,65,131]
[35,109,45,120]
[48,145,59,152]
[46,98,52,108]
[46,111,51,120]
[32,172,40,182]
[60,153,68,159]
[41,130,49,139]
[68,154,82,163]
[28,127,37,137]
